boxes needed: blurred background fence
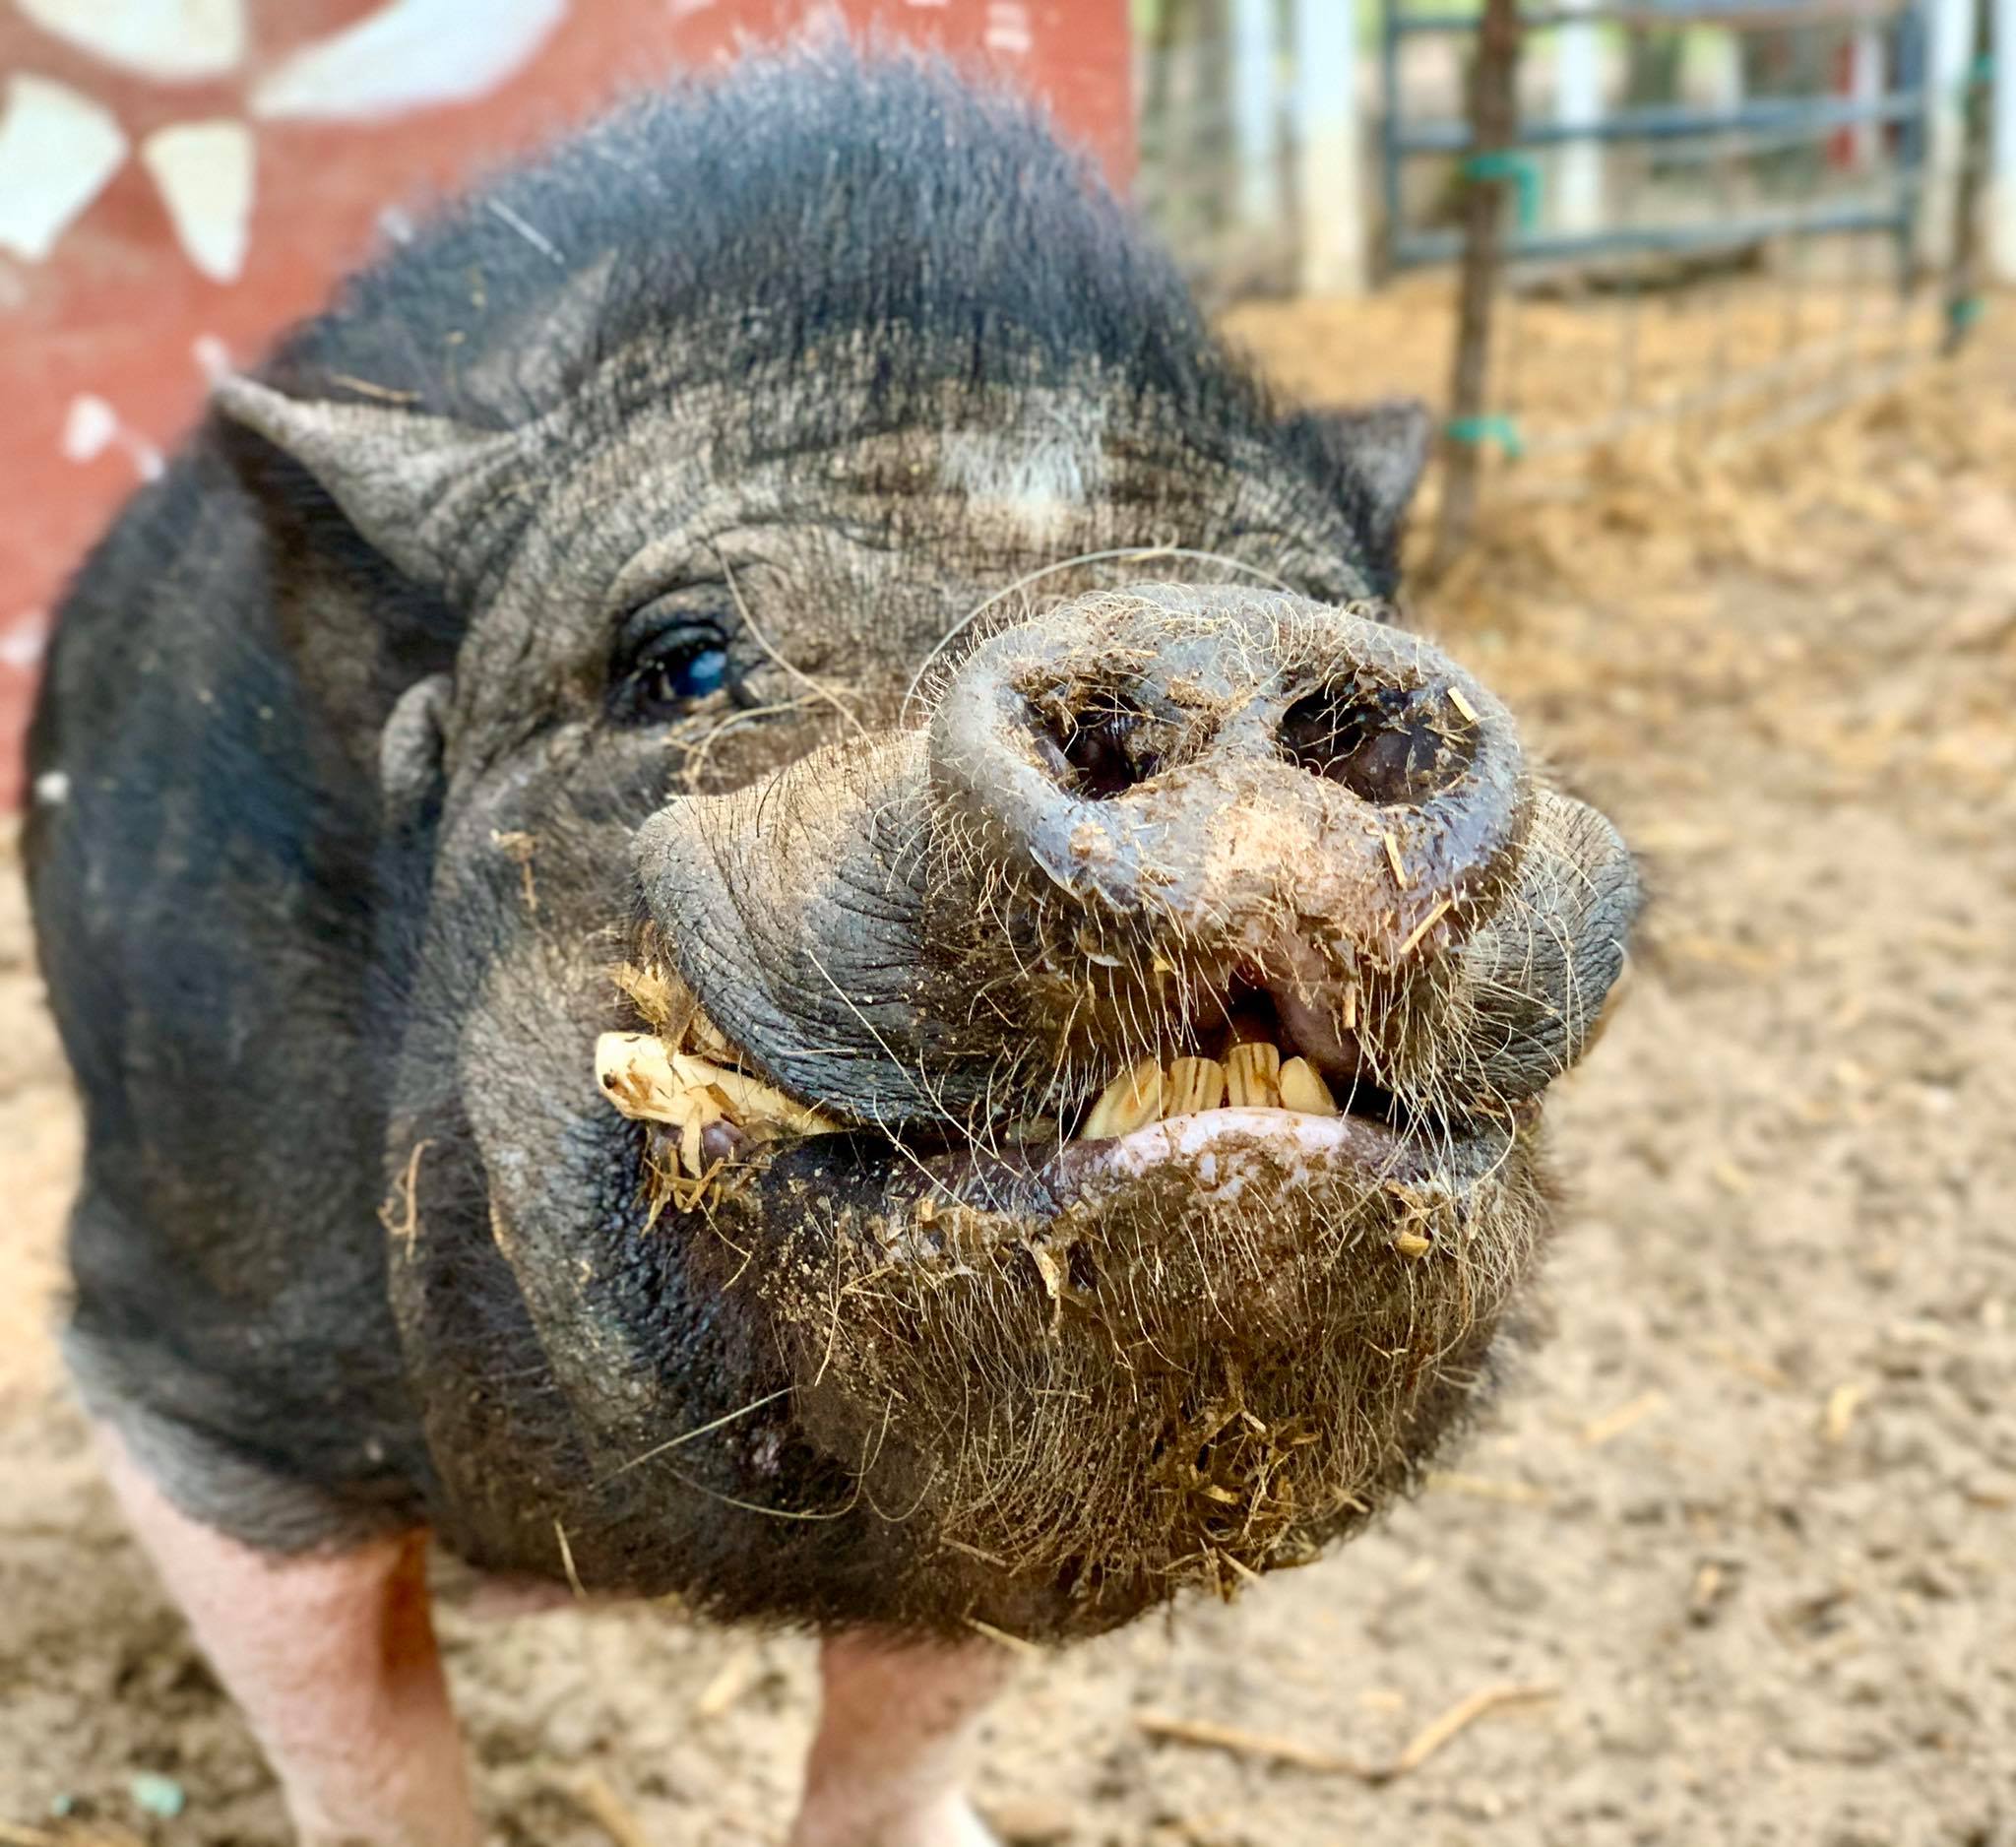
[1135,0,2005,552]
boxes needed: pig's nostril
[1032,692,1161,801]
[1278,682,1475,806]
[1061,722,1143,799]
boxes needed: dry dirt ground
[4,292,2014,1847]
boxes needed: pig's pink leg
[788,1633,1014,1847]
[99,1427,479,1847]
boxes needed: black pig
[25,51,1637,1847]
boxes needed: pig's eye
[615,618,734,722]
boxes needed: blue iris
[671,644,729,699]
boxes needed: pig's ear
[1289,398,1434,577]
[214,375,520,589]
[380,672,452,821]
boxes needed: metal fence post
[1432,0,1522,572]
[1292,0,1366,293]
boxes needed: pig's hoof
[789,1794,999,1847]
[905,1798,1000,1847]
[940,1799,1003,1847]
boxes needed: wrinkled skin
[26,53,1637,1659]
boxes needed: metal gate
[1380,0,1932,274]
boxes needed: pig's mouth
[597,959,1492,1232]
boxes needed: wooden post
[1946,0,1995,343]
[1431,0,1522,574]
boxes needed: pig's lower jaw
[653,1071,1541,1640]
[888,1101,1482,1235]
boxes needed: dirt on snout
[4,290,2015,1846]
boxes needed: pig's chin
[658,1050,1546,1636]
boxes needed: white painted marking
[141,119,254,283]
[1292,0,1368,293]
[191,333,232,382]
[33,770,71,806]
[251,0,568,124]
[17,0,245,83]
[983,1,1032,54]
[59,393,163,479]
[3,612,50,673]
[377,204,417,245]
[0,75,129,264]
[61,395,119,464]
[1993,0,2016,281]
[1552,0,1603,235]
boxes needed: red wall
[0,0,1132,809]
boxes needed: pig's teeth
[1164,1055,1227,1117]
[1278,1057,1340,1116]
[597,1032,836,1177]
[1224,1041,1282,1109]
[1080,1059,1165,1140]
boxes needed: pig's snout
[635,584,1630,1129]
[926,584,1532,967]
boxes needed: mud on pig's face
[625,582,1637,1627]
